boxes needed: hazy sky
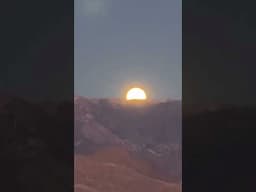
[75,0,181,100]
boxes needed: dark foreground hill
[183,105,256,192]
[0,96,73,192]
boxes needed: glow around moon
[126,88,147,100]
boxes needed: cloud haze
[82,0,110,17]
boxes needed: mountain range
[74,96,182,191]
[2,95,256,191]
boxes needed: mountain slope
[75,97,182,182]
[75,152,180,192]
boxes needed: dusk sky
[75,0,181,100]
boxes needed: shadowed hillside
[0,96,73,192]
[183,105,256,192]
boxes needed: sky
[75,0,181,100]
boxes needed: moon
[126,88,147,100]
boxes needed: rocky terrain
[0,95,181,191]
[75,151,180,192]
[74,96,182,190]
[2,95,256,191]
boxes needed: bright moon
[126,88,147,100]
